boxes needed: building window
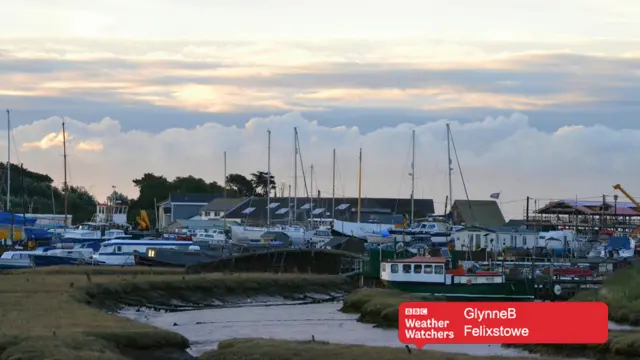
[434,265,444,274]
[391,264,399,273]
[402,264,411,273]
[424,265,433,274]
[413,264,423,273]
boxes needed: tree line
[129,171,276,225]
[0,163,277,226]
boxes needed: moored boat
[380,250,534,301]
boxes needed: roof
[201,197,248,211]
[223,196,435,224]
[160,193,220,206]
[167,219,224,228]
[458,225,537,234]
[452,200,506,227]
[536,200,640,216]
[387,256,447,263]
[503,219,526,228]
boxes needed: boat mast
[447,123,453,214]
[223,151,227,198]
[267,129,271,227]
[223,150,227,231]
[293,128,298,224]
[310,164,314,221]
[357,147,362,223]
[62,119,68,230]
[6,109,12,244]
[6,109,10,213]
[410,129,415,224]
[332,148,336,220]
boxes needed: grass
[340,288,440,327]
[0,266,355,360]
[199,339,554,360]
[343,288,640,359]
[570,263,640,326]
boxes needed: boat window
[115,246,122,253]
[413,264,422,273]
[391,264,399,273]
[402,264,411,273]
[424,265,433,274]
[434,265,444,274]
[381,263,386,272]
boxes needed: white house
[199,197,249,222]
[453,226,539,251]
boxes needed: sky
[2,0,640,219]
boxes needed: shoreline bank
[341,288,640,360]
[0,266,355,360]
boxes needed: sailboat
[229,129,306,246]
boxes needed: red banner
[399,302,608,348]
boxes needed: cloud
[1,39,640,117]
[5,112,640,219]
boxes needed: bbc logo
[405,308,428,315]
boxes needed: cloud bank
[6,112,639,219]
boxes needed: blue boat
[31,254,82,266]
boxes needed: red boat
[542,267,594,277]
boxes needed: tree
[250,171,276,197]
[226,173,254,197]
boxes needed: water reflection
[122,302,536,357]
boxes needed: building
[222,196,435,225]
[166,219,229,232]
[532,199,640,232]
[451,200,506,227]
[199,197,248,220]
[158,193,219,229]
[453,226,538,251]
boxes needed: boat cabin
[93,239,193,266]
[380,250,505,285]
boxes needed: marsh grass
[199,339,553,360]
[571,264,640,326]
[0,266,354,359]
[344,288,640,359]
[340,288,439,327]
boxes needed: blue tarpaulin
[607,236,631,250]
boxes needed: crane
[612,184,640,239]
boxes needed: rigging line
[394,136,412,214]
[295,134,310,198]
[335,152,346,200]
[449,127,476,223]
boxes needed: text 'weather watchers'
[398,302,608,348]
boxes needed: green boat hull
[383,279,536,301]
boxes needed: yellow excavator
[135,210,151,231]
[612,184,640,239]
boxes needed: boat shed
[166,219,224,232]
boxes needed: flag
[490,192,500,200]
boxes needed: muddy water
[122,302,538,357]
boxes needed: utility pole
[332,148,336,220]
[525,196,530,227]
[62,119,68,230]
[267,129,271,226]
